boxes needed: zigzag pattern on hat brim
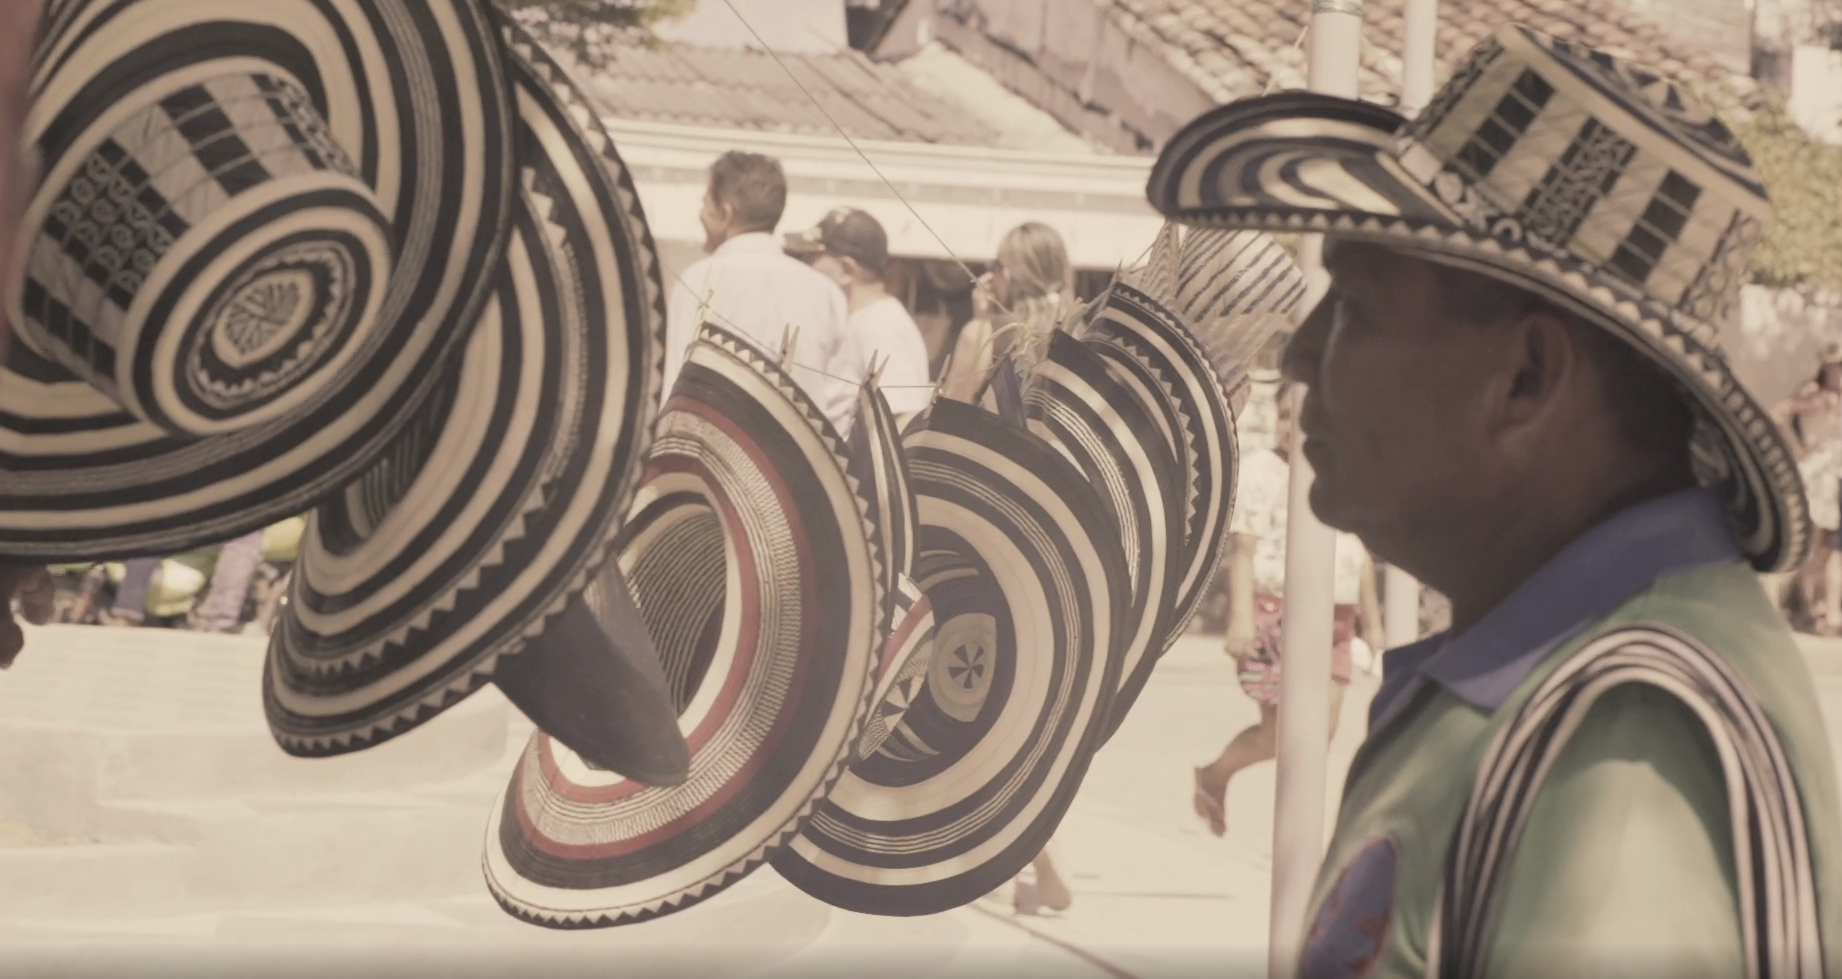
[1146,99,1807,573]
[262,15,667,758]
[482,321,885,929]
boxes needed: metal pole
[1383,565,1421,648]
[1381,0,1437,650]
[1267,6,1362,978]
[1400,0,1439,115]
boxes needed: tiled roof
[573,39,1010,146]
[1111,0,1748,108]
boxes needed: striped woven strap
[1427,625,1822,979]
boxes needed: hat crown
[1389,25,1767,330]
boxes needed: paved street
[0,624,1838,978]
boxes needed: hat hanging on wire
[1,0,518,561]
[264,14,673,767]
[485,322,890,927]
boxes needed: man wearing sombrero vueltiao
[1150,24,1840,979]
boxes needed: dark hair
[1437,264,1695,460]
[708,151,787,233]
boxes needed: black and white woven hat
[0,0,514,560]
[1084,285,1238,674]
[1148,23,1807,573]
[483,324,887,928]
[774,398,1127,916]
[263,17,663,757]
[1025,328,1182,739]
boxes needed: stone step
[0,868,832,977]
[0,868,1101,979]
[0,843,195,919]
[0,626,512,834]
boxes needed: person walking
[191,529,265,634]
[1150,26,1842,973]
[788,208,934,428]
[1774,344,1842,633]
[96,557,161,628]
[663,151,861,437]
[939,222,1075,403]
[1191,384,1380,837]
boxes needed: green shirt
[1298,491,1842,978]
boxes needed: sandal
[1193,766,1227,837]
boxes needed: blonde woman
[940,222,1076,403]
[942,222,1079,914]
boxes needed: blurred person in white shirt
[664,152,861,437]
[788,208,934,429]
[1191,381,1383,838]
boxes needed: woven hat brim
[772,398,1127,917]
[0,0,517,561]
[490,560,690,788]
[482,323,886,929]
[1025,328,1184,740]
[261,21,665,756]
[851,575,936,763]
[1146,92,1809,573]
[846,380,918,637]
[1082,285,1240,720]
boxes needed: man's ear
[1498,306,1580,430]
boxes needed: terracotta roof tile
[1107,0,1743,109]
[574,38,1009,146]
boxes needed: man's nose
[1281,291,1334,386]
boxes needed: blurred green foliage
[495,0,691,63]
[1735,103,1842,298]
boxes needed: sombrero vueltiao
[839,376,931,761]
[1084,284,1238,671]
[264,17,668,762]
[1165,227,1309,408]
[773,398,1127,916]
[845,370,916,638]
[1147,23,1808,572]
[1024,328,1181,737]
[484,323,886,927]
[3,0,517,560]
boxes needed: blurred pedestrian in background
[663,151,861,437]
[191,530,265,635]
[1773,343,1842,634]
[788,208,933,429]
[939,222,1075,404]
[1191,382,1380,838]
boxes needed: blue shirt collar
[1368,486,1742,733]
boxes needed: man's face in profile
[1281,241,1510,560]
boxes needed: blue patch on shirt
[1300,836,1399,979]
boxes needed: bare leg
[1195,703,1278,837]
[1031,845,1072,912]
[1799,535,1832,633]
[1824,545,1842,632]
